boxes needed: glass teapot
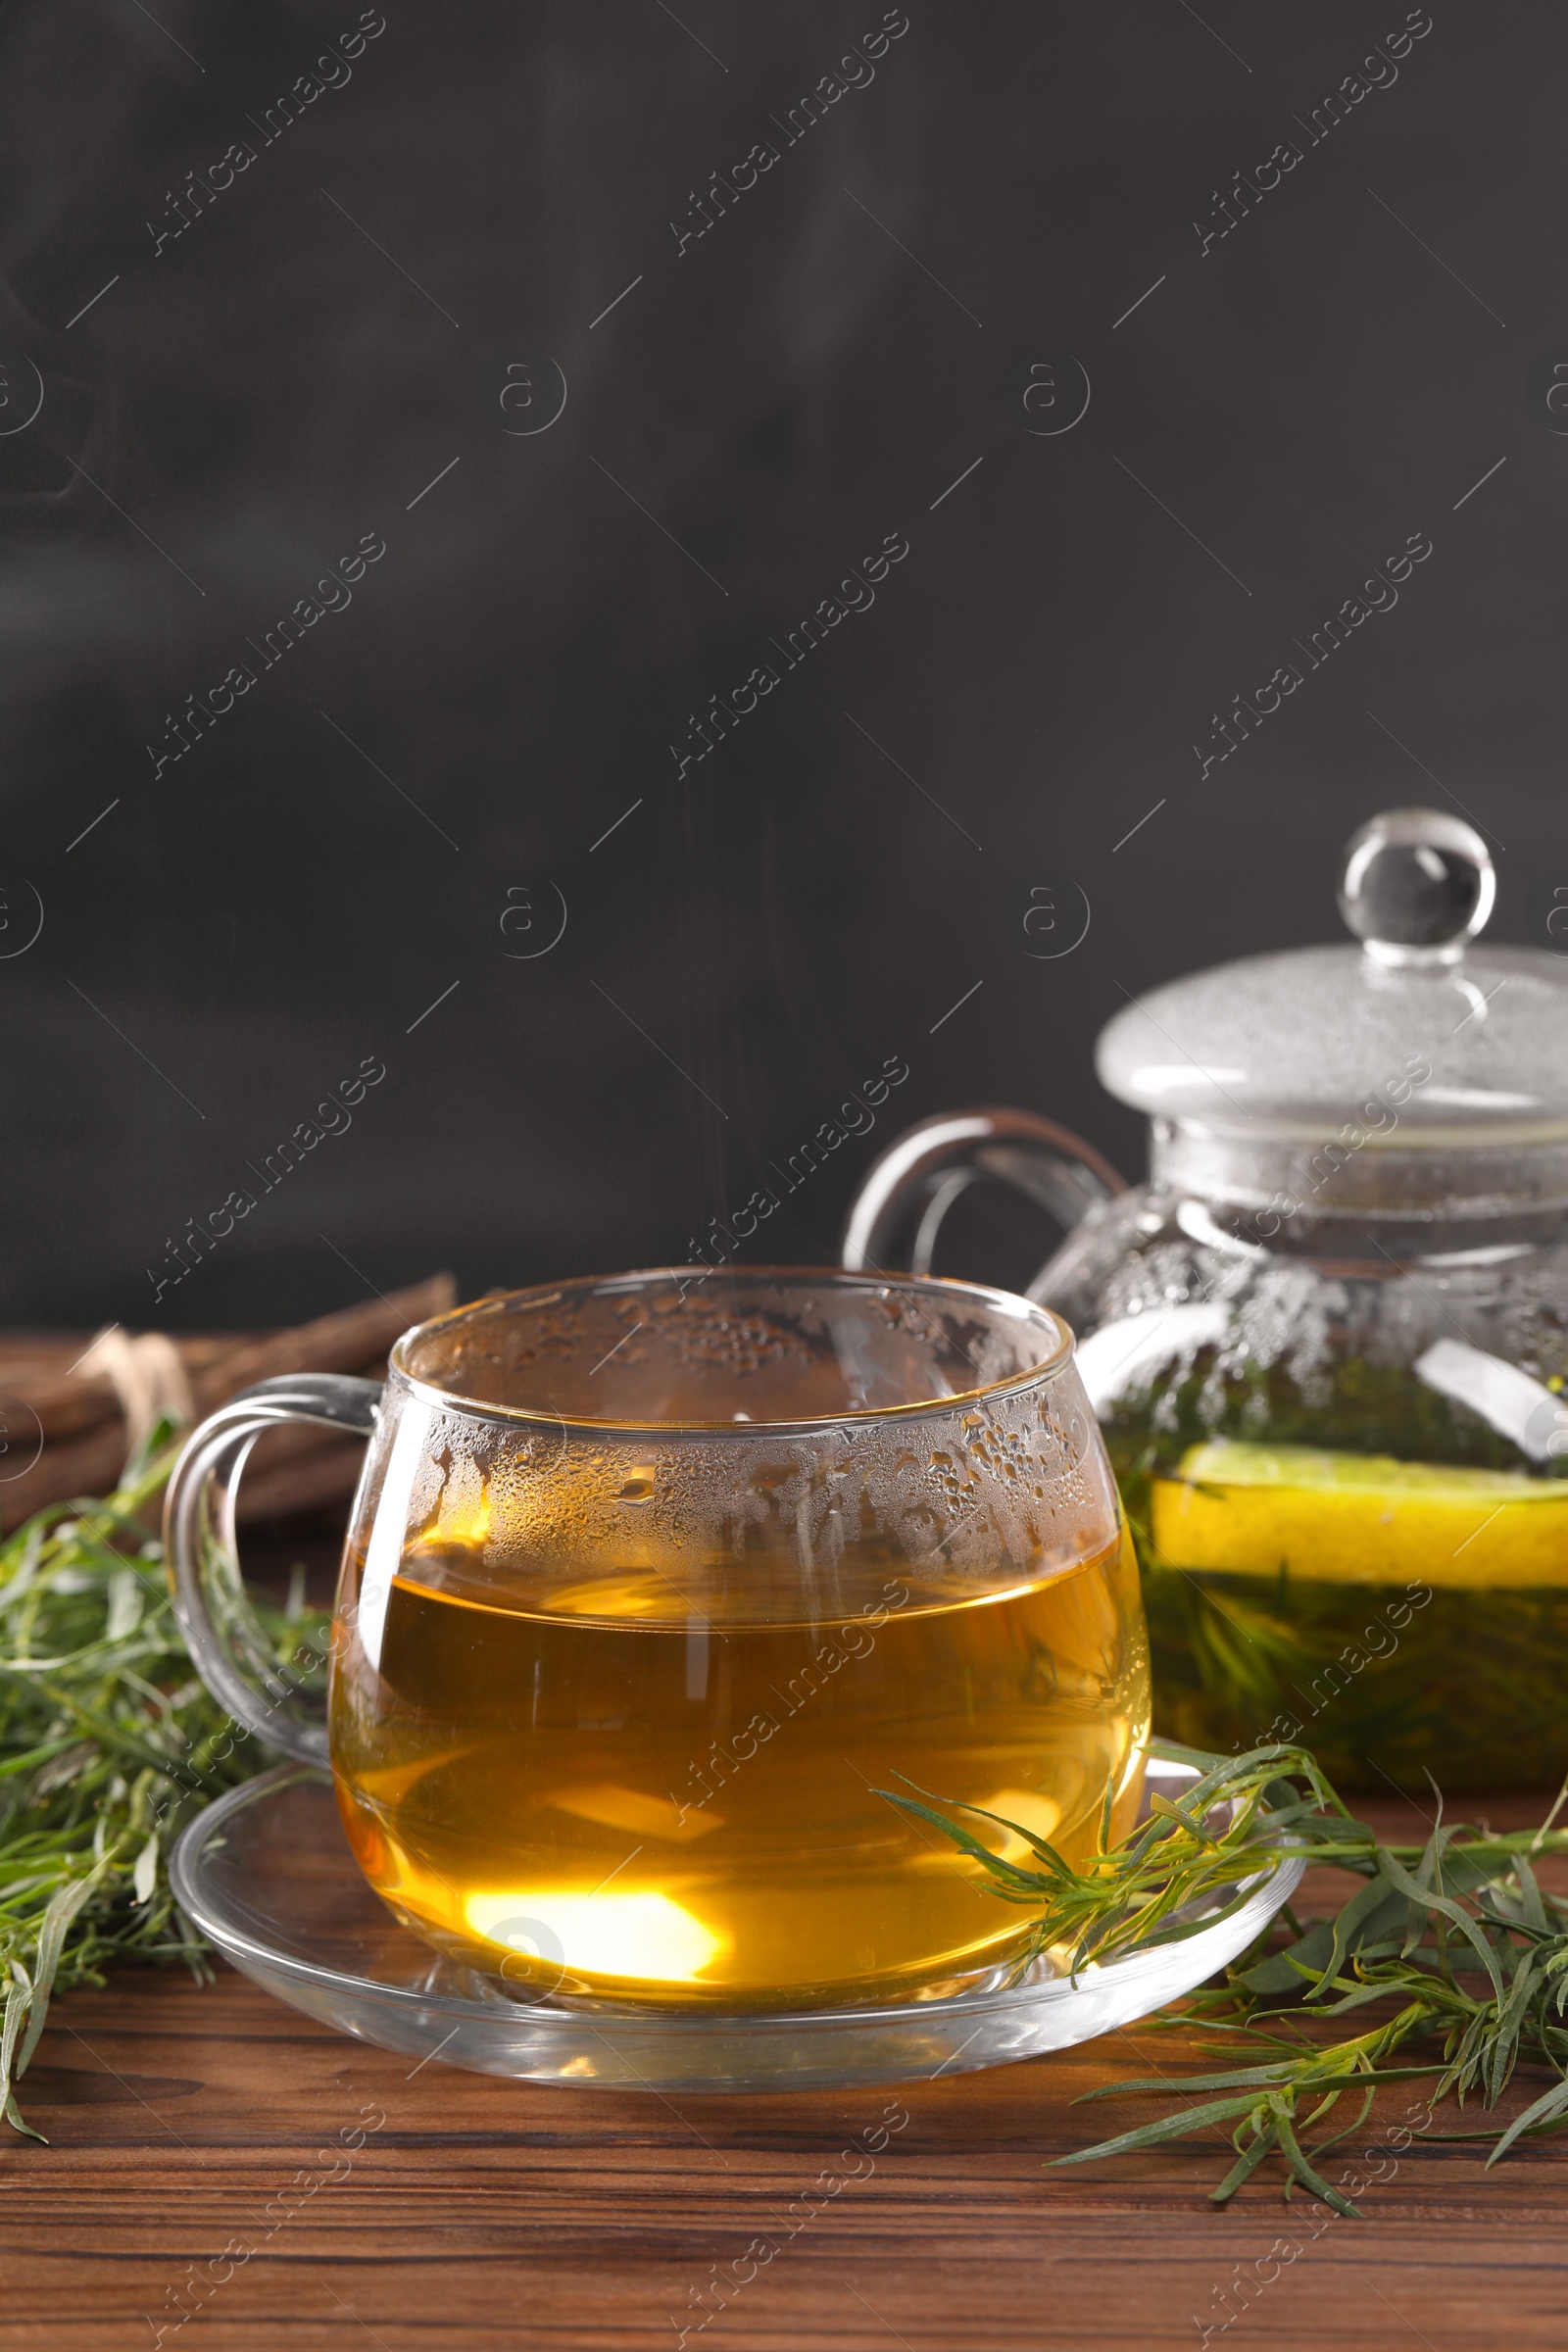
[844,810,1568,1788]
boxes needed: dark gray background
[0,0,1558,1332]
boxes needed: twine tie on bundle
[70,1326,196,1473]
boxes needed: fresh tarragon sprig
[881,1740,1568,2213]
[0,1424,318,2140]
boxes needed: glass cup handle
[165,1373,383,1767]
[841,1106,1128,1278]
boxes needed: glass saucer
[170,1753,1301,2094]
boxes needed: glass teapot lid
[1097,809,1568,1148]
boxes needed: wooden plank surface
[5,1788,1565,2351]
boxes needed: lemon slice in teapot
[1150,1441,1568,1590]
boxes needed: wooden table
[6,1788,1564,2351]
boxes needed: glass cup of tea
[167,1270,1150,2013]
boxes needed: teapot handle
[841,1106,1128,1278]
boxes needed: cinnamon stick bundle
[0,1274,456,1529]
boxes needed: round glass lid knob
[1336,807,1495,965]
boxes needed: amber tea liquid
[331,1521,1149,2010]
